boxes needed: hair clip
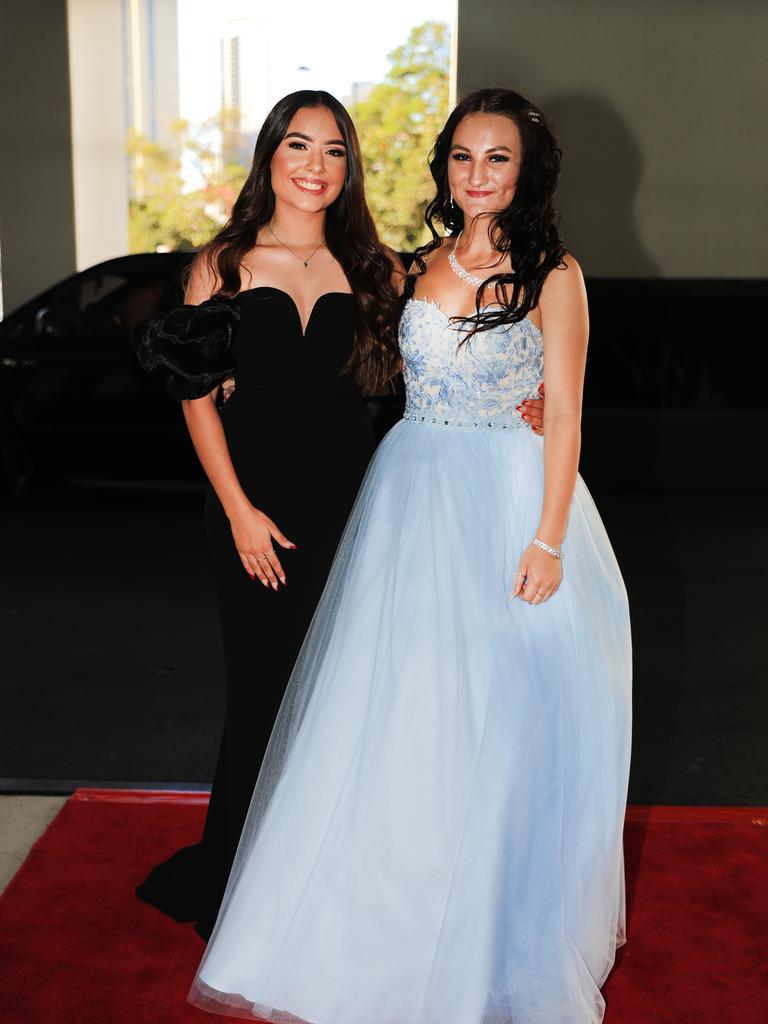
[526,110,542,124]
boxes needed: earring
[449,194,455,210]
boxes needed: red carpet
[0,791,765,1024]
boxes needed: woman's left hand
[510,543,562,604]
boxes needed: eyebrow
[285,131,346,146]
[450,144,514,154]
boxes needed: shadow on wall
[545,94,659,278]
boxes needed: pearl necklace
[448,232,487,289]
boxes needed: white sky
[178,0,456,124]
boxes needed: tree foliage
[127,113,248,254]
[351,20,451,251]
[127,21,450,254]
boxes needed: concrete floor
[0,795,66,895]
[1,481,767,804]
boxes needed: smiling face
[447,112,522,221]
[270,105,348,213]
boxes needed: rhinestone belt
[402,409,526,432]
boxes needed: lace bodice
[399,298,543,431]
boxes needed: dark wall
[457,0,768,279]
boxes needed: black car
[2,256,765,495]
[0,252,411,495]
[0,253,199,492]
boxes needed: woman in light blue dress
[189,88,632,1024]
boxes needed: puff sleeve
[132,297,241,400]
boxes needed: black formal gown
[133,287,376,937]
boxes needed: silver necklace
[448,231,487,288]
[268,224,325,269]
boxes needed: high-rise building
[123,0,180,152]
[220,15,272,166]
[341,82,376,110]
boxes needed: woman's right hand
[518,382,545,433]
[229,506,296,590]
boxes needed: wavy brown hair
[197,90,401,393]
[411,88,567,338]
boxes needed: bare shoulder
[414,236,450,274]
[184,250,222,305]
[538,253,589,344]
[540,253,585,301]
[428,236,451,258]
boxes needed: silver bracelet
[533,537,564,559]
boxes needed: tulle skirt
[189,418,632,1024]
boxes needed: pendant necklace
[268,223,325,269]
[448,231,488,289]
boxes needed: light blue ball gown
[189,297,633,1024]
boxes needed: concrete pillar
[67,0,130,272]
[0,1,77,313]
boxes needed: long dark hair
[412,88,567,336]
[198,90,401,393]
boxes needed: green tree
[128,22,450,255]
[127,112,248,253]
[351,20,450,251]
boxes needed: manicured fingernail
[289,544,298,550]
[279,576,286,584]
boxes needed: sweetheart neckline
[405,296,542,337]
[236,286,354,337]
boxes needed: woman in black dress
[133,91,404,939]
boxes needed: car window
[35,273,167,347]
[78,273,128,312]
[40,272,128,323]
